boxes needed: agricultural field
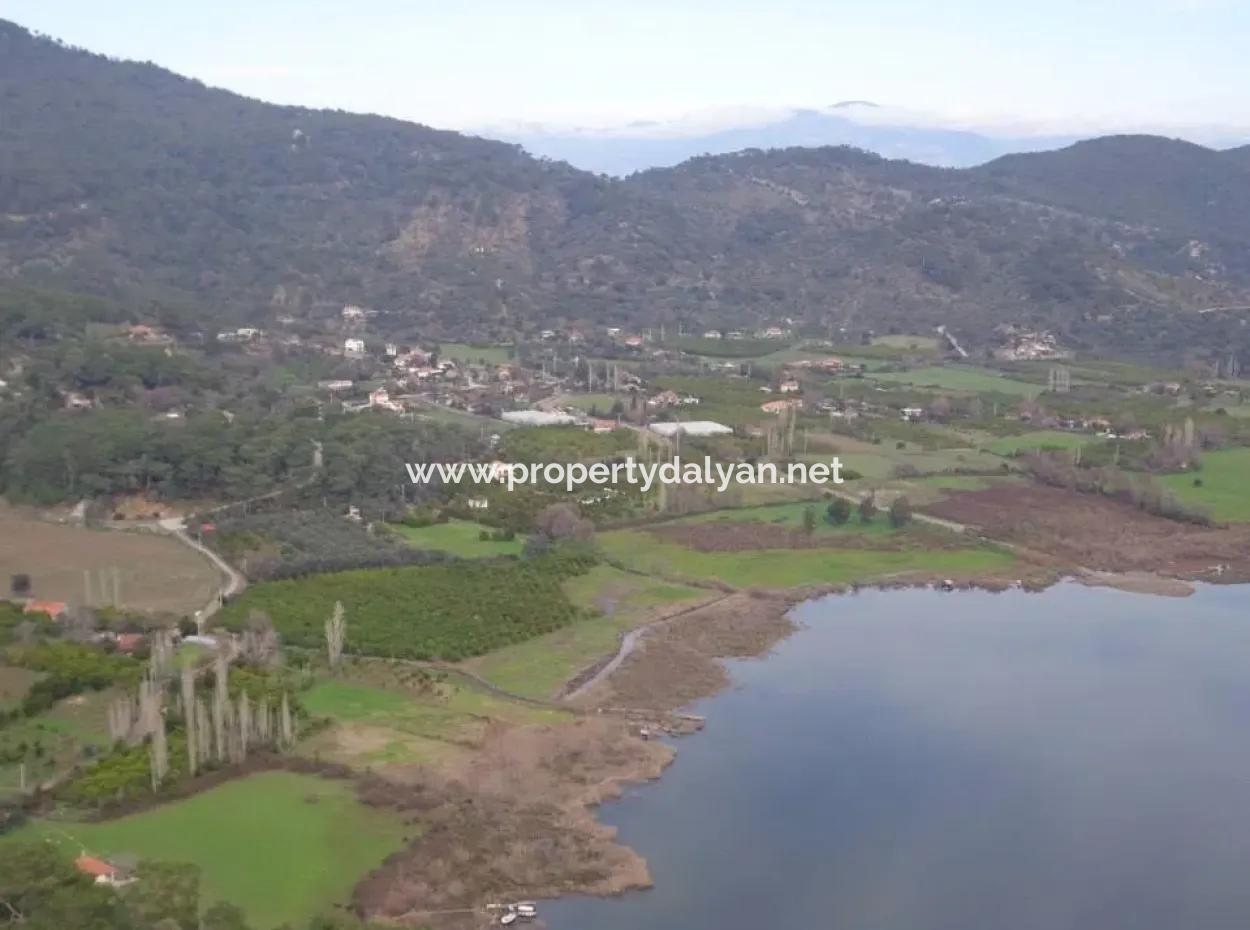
[597,527,1016,588]
[651,376,776,427]
[1007,357,1192,388]
[665,336,785,358]
[884,473,1026,506]
[212,509,440,581]
[1159,447,1250,522]
[980,430,1094,456]
[500,424,636,463]
[437,342,511,365]
[871,334,941,351]
[11,771,409,928]
[551,392,626,414]
[393,519,524,558]
[0,687,117,798]
[217,554,593,661]
[671,501,902,538]
[870,365,1043,398]
[808,434,1012,483]
[0,665,40,712]
[300,671,563,767]
[0,502,219,615]
[464,566,707,698]
[408,398,511,431]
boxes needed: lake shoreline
[538,579,1250,930]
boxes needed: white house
[344,337,366,356]
[648,420,732,438]
[368,388,403,412]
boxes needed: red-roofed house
[75,855,133,887]
[23,600,68,620]
[115,633,146,654]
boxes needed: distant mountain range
[490,102,1250,177]
[492,103,1082,175]
[2,18,1250,364]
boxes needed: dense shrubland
[209,510,454,581]
[4,641,142,718]
[1024,452,1212,525]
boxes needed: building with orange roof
[75,855,133,887]
[23,600,68,620]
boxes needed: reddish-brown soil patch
[924,485,1250,579]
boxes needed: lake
[543,582,1250,930]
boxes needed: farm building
[500,410,580,426]
[75,856,133,887]
[648,421,732,438]
[23,599,68,619]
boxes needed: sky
[4,0,1249,137]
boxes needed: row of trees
[1025,452,1211,525]
[823,494,913,528]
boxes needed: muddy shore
[354,487,1250,928]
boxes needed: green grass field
[11,772,409,928]
[299,673,562,768]
[409,399,512,431]
[886,473,1024,505]
[551,392,625,414]
[598,529,1015,588]
[981,430,1093,455]
[671,501,903,537]
[464,566,706,698]
[1159,447,1250,522]
[438,342,511,365]
[0,688,115,797]
[872,334,941,351]
[651,376,776,427]
[0,665,40,711]
[871,365,1043,398]
[392,519,524,558]
[813,440,1011,483]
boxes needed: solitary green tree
[826,497,852,525]
[858,494,877,523]
[888,495,914,528]
[802,505,817,535]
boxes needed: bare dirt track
[573,590,799,713]
[0,501,220,614]
[923,485,1250,579]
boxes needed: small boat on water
[499,912,517,926]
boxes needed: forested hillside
[3,19,1250,361]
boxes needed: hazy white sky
[4,0,1248,134]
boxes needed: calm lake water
[543,582,1250,930]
